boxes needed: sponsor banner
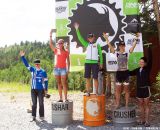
[105,52,118,72]
[124,33,143,53]
[56,19,69,37]
[125,15,141,33]
[123,0,139,15]
[55,0,143,71]
[55,1,69,19]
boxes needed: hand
[74,22,79,29]
[136,32,140,38]
[20,51,25,56]
[50,29,56,35]
[103,33,109,43]
[100,64,103,69]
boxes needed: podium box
[112,105,136,127]
[83,94,106,126]
[52,101,73,126]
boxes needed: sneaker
[57,100,63,102]
[137,121,145,125]
[30,116,36,122]
[65,99,69,102]
[40,117,44,121]
[96,93,100,96]
[144,122,150,127]
[85,92,90,96]
[27,109,32,113]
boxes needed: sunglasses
[58,42,64,44]
[35,64,40,66]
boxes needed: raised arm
[146,46,152,71]
[49,29,56,52]
[20,51,34,72]
[103,33,115,53]
[67,54,70,73]
[129,33,140,53]
[74,22,88,47]
[98,44,103,68]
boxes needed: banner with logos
[55,0,143,71]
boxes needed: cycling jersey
[21,56,48,90]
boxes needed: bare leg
[106,73,111,96]
[115,85,122,108]
[86,78,91,92]
[144,98,150,124]
[93,78,98,94]
[61,75,68,100]
[124,85,130,107]
[138,98,145,123]
[56,76,63,100]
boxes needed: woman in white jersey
[103,33,139,108]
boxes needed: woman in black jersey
[129,46,152,127]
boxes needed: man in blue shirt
[20,51,48,121]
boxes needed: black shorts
[137,87,151,98]
[116,70,129,85]
[84,63,99,79]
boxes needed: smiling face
[87,36,95,43]
[57,39,64,50]
[119,44,125,52]
[139,59,146,68]
[35,64,40,69]
[58,42,64,50]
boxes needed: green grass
[0,82,81,93]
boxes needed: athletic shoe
[57,100,63,102]
[65,99,69,102]
[137,121,145,125]
[30,116,36,122]
[144,122,150,127]
[40,117,44,122]
[85,92,90,96]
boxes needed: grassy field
[0,82,80,93]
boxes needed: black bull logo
[69,4,115,44]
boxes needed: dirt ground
[0,92,160,130]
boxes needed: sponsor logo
[127,39,140,45]
[56,6,67,13]
[52,103,69,111]
[114,110,136,118]
[108,61,117,65]
[68,0,125,51]
[125,2,138,9]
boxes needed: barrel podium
[112,105,136,126]
[83,94,106,126]
[52,101,73,126]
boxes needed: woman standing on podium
[103,33,139,108]
[50,29,70,102]
[129,46,152,127]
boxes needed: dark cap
[87,33,95,38]
[34,59,40,64]
[119,41,125,46]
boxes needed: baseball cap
[34,59,40,64]
[87,33,95,38]
[119,41,125,46]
